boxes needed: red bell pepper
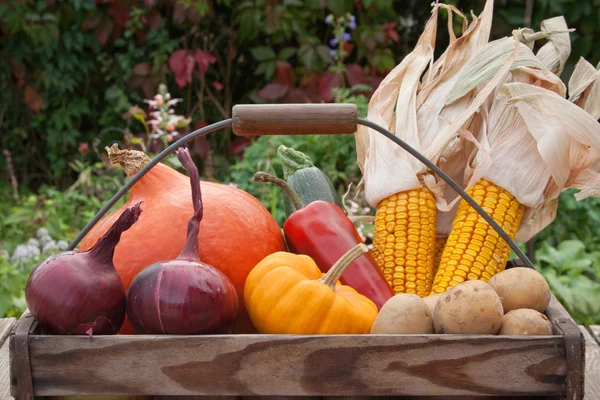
[253,172,393,309]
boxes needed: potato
[370,294,434,334]
[423,293,441,317]
[433,280,503,334]
[488,267,551,313]
[499,309,553,335]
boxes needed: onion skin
[126,147,239,335]
[127,260,239,334]
[25,204,142,335]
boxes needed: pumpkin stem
[319,243,368,289]
[175,147,203,262]
[252,171,306,210]
[277,145,314,179]
[106,144,151,177]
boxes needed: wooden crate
[9,288,585,400]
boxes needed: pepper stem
[106,144,151,177]
[252,171,306,210]
[176,147,203,262]
[318,243,368,290]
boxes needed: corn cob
[434,236,447,270]
[430,179,525,294]
[371,187,437,297]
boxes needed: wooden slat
[590,325,600,345]
[24,334,566,397]
[0,318,16,400]
[579,326,600,400]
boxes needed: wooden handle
[232,104,358,136]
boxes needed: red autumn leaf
[257,83,289,101]
[108,0,132,27]
[146,9,161,30]
[383,22,400,44]
[194,120,208,130]
[169,50,195,88]
[141,78,158,99]
[135,29,148,44]
[318,72,341,102]
[275,61,294,87]
[345,64,369,87]
[194,49,217,76]
[283,88,313,104]
[228,137,252,159]
[24,85,43,113]
[133,63,152,76]
[228,46,237,61]
[212,81,224,91]
[95,17,114,46]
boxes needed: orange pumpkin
[244,244,378,334]
[80,145,285,333]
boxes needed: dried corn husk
[568,57,600,119]
[356,1,495,208]
[535,16,572,75]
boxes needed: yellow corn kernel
[371,187,437,297]
[430,179,525,294]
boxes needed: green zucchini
[277,145,342,216]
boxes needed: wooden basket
[9,105,586,399]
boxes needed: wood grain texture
[579,326,600,400]
[232,104,357,136]
[590,326,600,345]
[0,318,16,400]
[23,334,567,397]
[0,318,16,347]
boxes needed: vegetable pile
[25,0,600,338]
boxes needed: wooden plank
[0,318,16,400]
[232,104,357,136]
[0,318,16,347]
[590,325,600,345]
[579,326,600,400]
[22,334,566,398]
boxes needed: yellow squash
[244,244,378,334]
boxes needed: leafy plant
[535,240,600,325]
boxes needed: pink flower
[167,134,174,143]
[154,95,163,105]
[166,124,175,132]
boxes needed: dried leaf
[536,16,571,76]
[568,57,600,119]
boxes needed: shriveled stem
[252,171,306,210]
[176,147,203,262]
[319,243,368,289]
[106,144,152,176]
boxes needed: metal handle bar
[67,108,534,270]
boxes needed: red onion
[126,147,239,334]
[25,204,142,335]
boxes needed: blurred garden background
[0,0,599,323]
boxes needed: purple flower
[341,32,351,42]
[329,49,337,57]
[325,15,333,25]
[329,38,338,47]
[350,15,356,22]
[349,21,357,30]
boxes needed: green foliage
[535,240,600,325]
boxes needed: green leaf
[327,0,353,15]
[278,47,296,61]
[250,46,276,61]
